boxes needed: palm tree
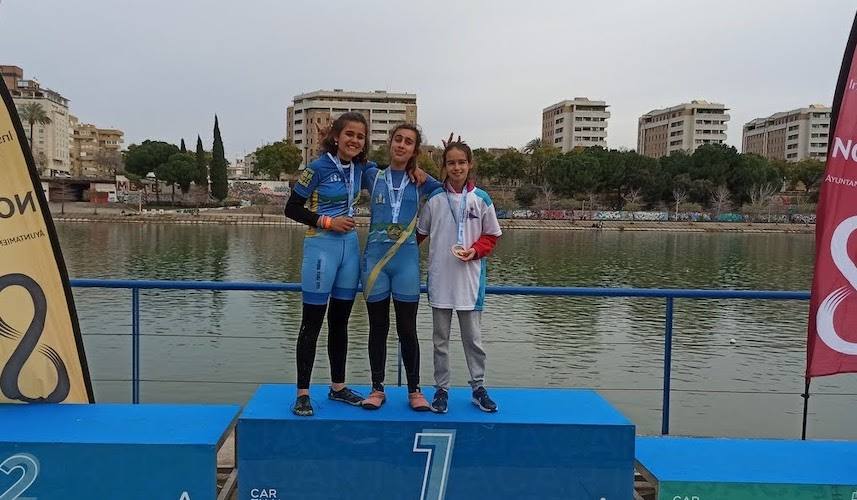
[522,138,542,154]
[19,102,51,150]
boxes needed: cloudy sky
[0,0,853,159]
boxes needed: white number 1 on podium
[413,430,456,500]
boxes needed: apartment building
[637,100,729,158]
[742,104,831,162]
[286,89,417,165]
[542,98,609,152]
[3,65,72,174]
[69,115,124,177]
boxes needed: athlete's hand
[441,132,461,148]
[456,248,477,261]
[409,166,428,186]
[330,216,355,232]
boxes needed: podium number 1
[413,430,456,500]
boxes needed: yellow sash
[363,215,418,300]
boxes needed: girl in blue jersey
[284,112,371,416]
[359,124,442,412]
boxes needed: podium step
[239,384,635,500]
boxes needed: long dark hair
[388,123,423,171]
[321,111,369,163]
[441,140,475,183]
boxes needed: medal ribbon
[327,153,355,217]
[385,168,410,224]
[445,186,469,246]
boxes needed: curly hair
[320,111,369,163]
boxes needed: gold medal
[386,224,403,240]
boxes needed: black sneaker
[431,388,448,414]
[472,387,498,413]
[328,386,364,406]
[292,394,314,417]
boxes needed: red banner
[807,13,857,378]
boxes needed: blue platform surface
[0,402,240,445]
[240,384,635,500]
[242,383,633,425]
[636,436,857,485]
[0,403,240,499]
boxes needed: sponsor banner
[806,12,857,377]
[0,79,93,402]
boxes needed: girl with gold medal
[360,124,441,411]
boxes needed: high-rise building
[637,100,729,158]
[69,115,124,177]
[742,104,831,162]
[286,89,417,165]
[3,65,71,174]
[541,98,609,151]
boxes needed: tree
[711,185,732,215]
[180,138,187,153]
[253,140,302,180]
[473,148,498,183]
[210,115,228,201]
[156,152,197,202]
[729,153,781,206]
[94,150,123,176]
[672,188,688,219]
[18,102,51,152]
[252,193,272,218]
[368,144,390,165]
[417,151,440,179]
[522,138,542,154]
[528,144,561,185]
[790,159,826,194]
[495,149,528,186]
[541,180,555,210]
[515,184,540,208]
[194,135,208,189]
[123,140,180,203]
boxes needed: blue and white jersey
[417,184,502,311]
[363,167,442,247]
[294,154,373,237]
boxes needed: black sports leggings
[367,297,421,392]
[295,298,354,390]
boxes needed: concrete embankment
[50,211,814,234]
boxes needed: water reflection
[57,223,855,439]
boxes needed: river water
[55,222,856,439]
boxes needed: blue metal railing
[69,278,810,435]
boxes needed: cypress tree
[195,135,208,189]
[210,115,228,201]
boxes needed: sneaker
[292,394,314,417]
[431,388,448,414]
[328,386,364,406]
[472,387,498,413]
[408,390,432,412]
[361,388,386,410]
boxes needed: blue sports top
[293,154,373,236]
[364,167,442,246]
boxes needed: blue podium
[636,437,857,500]
[0,403,240,499]
[238,384,635,500]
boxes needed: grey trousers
[431,307,486,390]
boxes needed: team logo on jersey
[375,193,385,205]
[297,167,314,187]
